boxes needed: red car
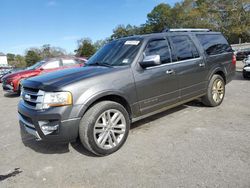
[2,57,87,94]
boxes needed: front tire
[79,101,130,156]
[202,74,225,107]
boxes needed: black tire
[202,74,225,107]
[243,70,248,79]
[79,101,130,156]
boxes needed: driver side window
[144,39,171,65]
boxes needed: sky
[0,0,179,55]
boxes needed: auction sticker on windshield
[124,41,140,45]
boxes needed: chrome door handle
[199,63,205,67]
[166,69,175,75]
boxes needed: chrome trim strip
[169,28,210,32]
[61,118,81,123]
[22,89,45,110]
[24,125,41,140]
[146,57,202,70]
[22,89,43,96]
[132,94,205,123]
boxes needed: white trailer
[0,53,8,67]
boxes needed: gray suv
[18,29,236,156]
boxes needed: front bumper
[2,83,15,93]
[18,101,82,142]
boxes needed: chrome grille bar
[22,87,45,110]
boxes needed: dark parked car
[243,55,250,79]
[2,57,87,94]
[0,67,12,81]
[236,49,250,61]
[18,29,235,156]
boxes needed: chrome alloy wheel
[93,109,126,149]
[212,79,224,103]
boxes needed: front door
[133,38,180,115]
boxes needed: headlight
[42,91,72,109]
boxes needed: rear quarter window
[196,34,232,56]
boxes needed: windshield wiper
[87,62,113,68]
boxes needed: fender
[207,66,226,83]
[77,90,132,118]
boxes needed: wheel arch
[208,67,226,84]
[78,91,132,120]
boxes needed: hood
[3,69,34,79]
[22,66,117,91]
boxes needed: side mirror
[39,67,44,71]
[139,55,161,68]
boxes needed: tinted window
[196,34,232,55]
[170,35,200,61]
[43,60,60,69]
[62,59,77,66]
[144,39,171,64]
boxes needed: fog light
[38,121,59,135]
[41,125,58,131]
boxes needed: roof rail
[163,28,211,32]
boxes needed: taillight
[232,54,236,66]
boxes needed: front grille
[22,87,45,110]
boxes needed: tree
[7,53,26,68]
[7,53,15,62]
[94,39,108,50]
[111,24,142,40]
[25,50,42,67]
[75,38,96,58]
[14,55,26,68]
[110,0,250,44]
[40,44,66,58]
[146,3,173,32]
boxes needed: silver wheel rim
[93,109,126,150]
[212,79,224,103]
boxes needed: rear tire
[79,101,130,156]
[202,74,225,107]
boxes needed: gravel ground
[0,61,249,188]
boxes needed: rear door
[133,38,180,115]
[196,34,234,82]
[168,35,207,101]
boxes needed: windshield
[86,38,142,67]
[26,61,45,70]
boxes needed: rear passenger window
[196,34,232,56]
[169,35,200,61]
[144,39,171,64]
